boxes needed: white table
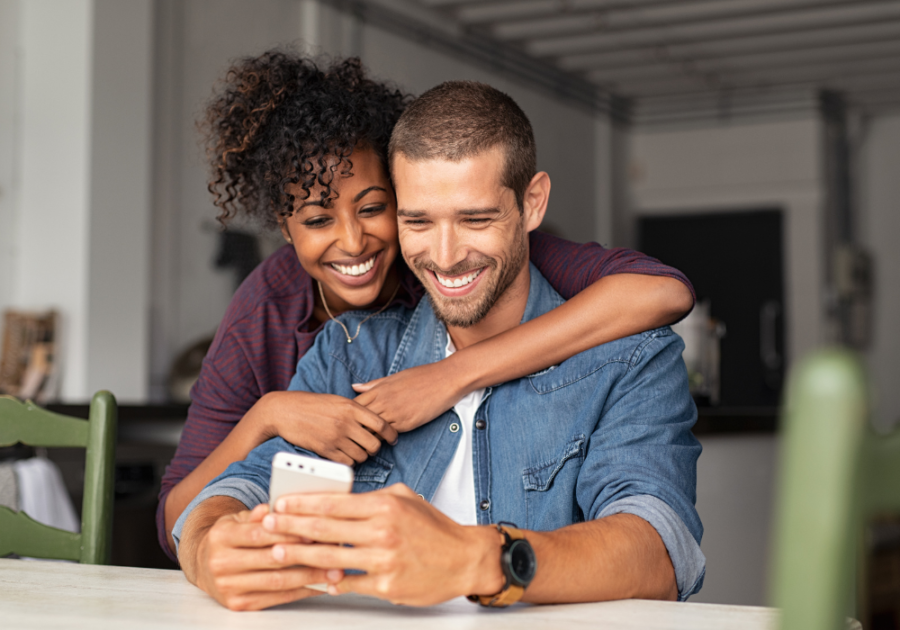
[0,557,810,630]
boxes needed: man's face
[393,147,530,328]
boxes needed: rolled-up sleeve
[599,494,706,600]
[576,328,705,599]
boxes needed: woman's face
[281,146,400,313]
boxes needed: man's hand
[261,484,505,606]
[352,362,466,433]
[179,497,343,611]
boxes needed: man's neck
[446,263,531,351]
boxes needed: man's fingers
[263,513,388,546]
[270,541,378,572]
[215,520,304,549]
[219,586,322,612]
[274,484,414,519]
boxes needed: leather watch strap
[467,524,528,607]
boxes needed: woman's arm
[354,233,694,432]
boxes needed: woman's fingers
[349,402,398,445]
[346,424,383,456]
[338,437,371,464]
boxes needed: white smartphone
[269,452,354,510]
[269,452,354,593]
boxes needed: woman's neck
[312,263,402,325]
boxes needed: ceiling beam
[527,1,900,57]
[557,18,900,71]
[489,0,853,41]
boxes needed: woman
[158,50,694,558]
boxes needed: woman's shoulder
[221,245,313,331]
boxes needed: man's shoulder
[307,304,419,382]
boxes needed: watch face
[508,539,536,585]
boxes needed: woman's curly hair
[202,49,411,227]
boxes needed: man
[174,81,704,611]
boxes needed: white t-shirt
[429,335,485,525]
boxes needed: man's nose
[338,218,365,256]
[430,225,466,272]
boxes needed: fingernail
[326,569,342,582]
[275,499,286,512]
[327,585,339,596]
[272,545,285,562]
[263,514,276,530]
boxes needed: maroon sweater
[157,231,694,560]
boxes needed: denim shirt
[174,264,705,600]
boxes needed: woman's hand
[257,391,398,466]
[352,359,467,433]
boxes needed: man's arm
[261,485,676,605]
[178,495,337,611]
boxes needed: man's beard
[412,222,528,328]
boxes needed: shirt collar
[389,262,564,376]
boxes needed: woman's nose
[338,218,365,256]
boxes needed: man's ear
[522,171,551,233]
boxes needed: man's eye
[466,218,491,225]
[403,219,428,225]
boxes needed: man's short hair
[389,81,536,211]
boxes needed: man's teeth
[436,269,482,288]
[332,256,375,277]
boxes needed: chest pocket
[353,455,393,493]
[522,435,585,530]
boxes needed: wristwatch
[467,523,537,607]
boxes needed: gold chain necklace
[317,279,401,343]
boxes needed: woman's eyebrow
[353,186,387,202]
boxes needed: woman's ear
[279,220,293,244]
[522,171,551,233]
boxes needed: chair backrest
[771,349,900,630]
[0,391,117,564]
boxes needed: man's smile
[429,267,487,297]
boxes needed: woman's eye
[303,217,330,228]
[360,204,387,216]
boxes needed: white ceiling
[406,0,900,122]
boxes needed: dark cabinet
[639,209,785,408]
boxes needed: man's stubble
[414,218,529,328]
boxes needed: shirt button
[479,499,490,511]
[475,419,486,430]
[449,422,460,433]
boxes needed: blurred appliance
[640,209,785,407]
[671,300,725,406]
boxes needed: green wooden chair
[0,391,117,564]
[771,349,900,630]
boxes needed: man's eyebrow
[353,186,387,202]
[397,207,501,218]
[457,208,500,216]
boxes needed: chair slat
[864,431,900,515]
[0,397,89,448]
[0,507,81,561]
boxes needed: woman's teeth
[332,255,376,277]
[436,269,482,288]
